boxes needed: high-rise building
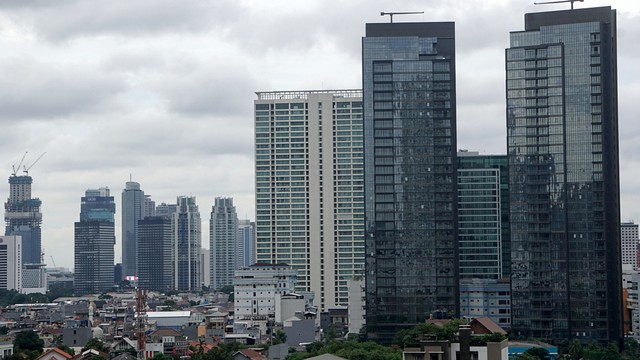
[0,235,22,291]
[144,195,156,218]
[74,187,116,295]
[156,202,177,217]
[4,174,42,266]
[254,89,364,311]
[457,151,510,279]
[173,196,201,292]
[210,197,239,290]
[138,216,173,291]
[121,181,145,277]
[506,6,621,343]
[237,219,256,268]
[621,222,638,268]
[363,22,458,342]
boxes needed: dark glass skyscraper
[74,187,116,295]
[138,216,173,291]
[122,181,145,278]
[506,7,621,343]
[363,22,458,342]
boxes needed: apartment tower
[254,89,364,311]
[210,197,239,290]
[363,22,458,342]
[506,6,621,343]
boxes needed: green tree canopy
[524,347,550,360]
[13,330,44,354]
[82,338,108,353]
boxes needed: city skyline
[0,1,639,269]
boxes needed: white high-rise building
[0,235,22,292]
[254,90,364,311]
[210,197,238,290]
[622,222,639,268]
[173,196,201,292]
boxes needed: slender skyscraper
[363,22,458,342]
[122,181,145,277]
[237,219,256,268]
[254,90,364,311]
[4,174,42,266]
[74,187,116,295]
[210,197,238,290]
[173,196,201,292]
[138,216,173,291]
[506,6,621,343]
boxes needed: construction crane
[50,255,57,268]
[534,0,584,9]
[23,152,45,175]
[11,152,28,176]
[380,11,424,23]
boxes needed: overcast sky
[0,0,638,270]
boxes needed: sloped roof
[469,317,507,335]
[37,348,73,360]
[233,348,265,360]
[306,355,347,360]
[149,328,182,337]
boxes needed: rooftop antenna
[380,11,424,23]
[534,0,584,10]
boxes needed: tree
[567,339,583,360]
[82,338,108,353]
[601,342,621,360]
[13,330,44,353]
[273,329,287,345]
[515,354,538,360]
[524,347,550,360]
[151,353,171,360]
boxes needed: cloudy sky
[0,0,638,270]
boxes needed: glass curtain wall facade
[138,216,173,291]
[506,7,621,343]
[457,152,509,280]
[254,90,364,311]
[74,188,115,295]
[363,22,458,343]
[122,181,145,278]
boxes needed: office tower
[0,236,22,291]
[138,216,173,291]
[506,7,621,343]
[238,219,256,268]
[122,181,145,277]
[210,197,239,290]
[156,202,177,217]
[74,187,116,295]
[457,151,510,279]
[254,89,364,311]
[363,22,458,342]
[173,196,201,292]
[621,222,638,268]
[4,174,42,266]
[144,195,156,217]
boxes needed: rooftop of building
[255,89,362,101]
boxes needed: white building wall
[0,236,22,292]
[234,264,297,320]
[622,222,639,268]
